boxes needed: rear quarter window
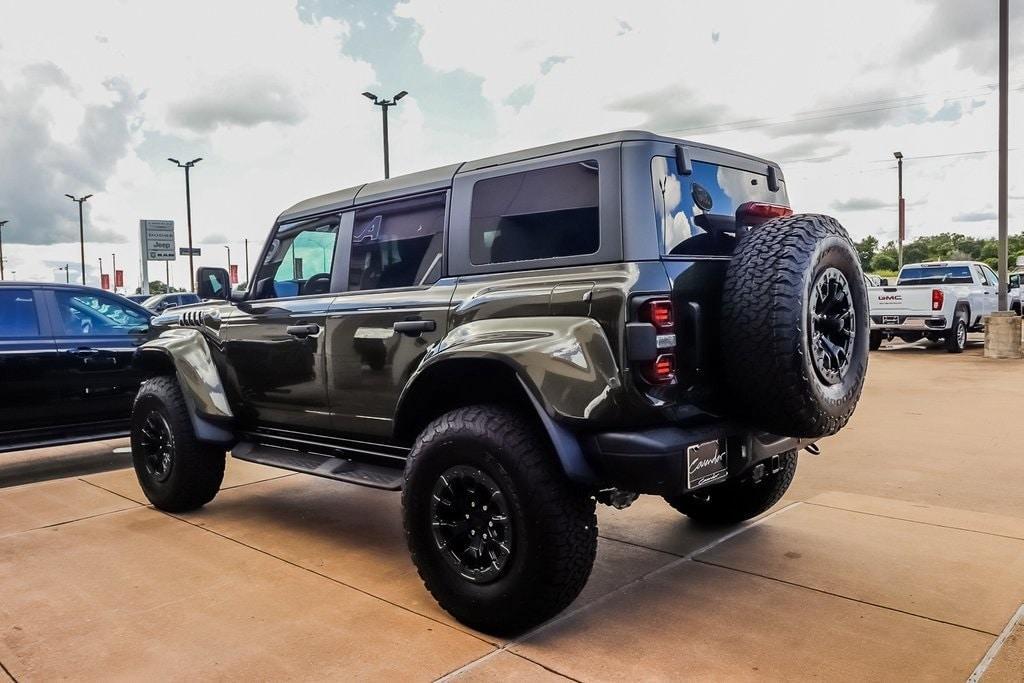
[469,160,599,265]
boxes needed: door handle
[286,323,321,338]
[393,319,436,336]
[69,347,99,356]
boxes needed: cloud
[0,68,135,245]
[898,0,1024,72]
[167,73,307,132]
[953,211,998,222]
[831,197,894,212]
[607,84,729,135]
[769,138,851,164]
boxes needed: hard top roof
[279,129,778,221]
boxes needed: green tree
[855,235,878,271]
[871,253,898,272]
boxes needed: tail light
[637,298,677,384]
[932,289,944,311]
[736,202,793,226]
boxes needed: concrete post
[983,312,1022,359]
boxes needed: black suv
[0,282,151,452]
[130,131,869,634]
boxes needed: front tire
[402,405,597,636]
[131,376,226,512]
[664,451,798,525]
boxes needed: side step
[232,442,404,490]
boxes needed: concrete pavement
[0,343,1022,680]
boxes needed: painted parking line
[968,604,1024,682]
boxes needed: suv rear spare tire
[720,214,869,438]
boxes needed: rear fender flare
[136,328,235,445]
[398,317,623,483]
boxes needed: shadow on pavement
[0,438,131,489]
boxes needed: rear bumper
[581,423,813,496]
[870,314,949,332]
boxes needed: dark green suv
[132,130,869,634]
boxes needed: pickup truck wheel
[721,214,869,438]
[402,405,597,635]
[945,314,967,353]
[663,451,797,524]
[130,376,225,512]
[869,330,882,351]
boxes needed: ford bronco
[131,131,869,634]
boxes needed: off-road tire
[402,405,597,636]
[131,376,225,512]
[869,330,883,351]
[664,451,797,524]
[721,214,869,438]
[945,311,968,353]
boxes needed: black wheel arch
[393,358,598,485]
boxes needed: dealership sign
[140,220,176,261]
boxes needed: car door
[0,288,62,440]
[217,212,343,432]
[981,265,1001,314]
[45,288,151,427]
[326,192,453,437]
[973,264,996,320]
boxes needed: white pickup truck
[868,261,999,353]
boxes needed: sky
[0,0,1022,289]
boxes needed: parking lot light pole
[98,257,103,287]
[65,194,92,285]
[111,253,117,293]
[362,90,408,179]
[893,151,905,269]
[225,244,231,271]
[0,220,7,281]
[997,0,1009,311]
[168,157,202,292]
[58,264,70,283]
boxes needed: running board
[231,442,404,490]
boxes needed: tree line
[855,232,1024,274]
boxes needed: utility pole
[362,90,407,179]
[0,220,7,281]
[997,0,1009,311]
[893,152,905,269]
[65,194,92,285]
[168,157,202,291]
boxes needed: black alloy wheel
[809,266,856,385]
[137,410,175,483]
[429,465,513,584]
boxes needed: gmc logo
[878,295,902,302]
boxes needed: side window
[469,161,599,265]
[348,193,445,291]
[1010,273,1021,290]
[0,290,40,338]
[253,215,339,299]
[54,291,149,336]
[983,265,999,286]
[974,265,990,285]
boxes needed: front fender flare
[137,328,235,444]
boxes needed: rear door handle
[393,319,436,336]
[69,347,99,356]
[286,323,321,338]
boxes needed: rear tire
[131,376,225,512]
[663,451,797,525]
[402,405,597,636]
[945,313,967,353]
[869,330,883,351]
[720,214,869,437]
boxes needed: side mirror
[879,278,889,286]
[196,266,231,301]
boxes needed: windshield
[897,266,973,285]
[653,157,789,256]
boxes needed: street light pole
[98,257,104,288]
[244,238,250,286]
[58,264,70,283]
[0,220,7,281]
[111,253,117,293]
[893,152,905,269]
[225,244,231,274]
[997,0,1009,311]
[362,90,408,179]
[65,194,92,285]
[168,157,203,292]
